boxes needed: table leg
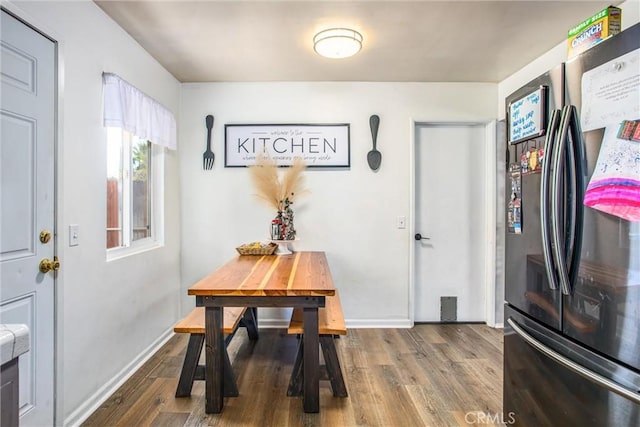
[302,307,320,413]
[205,306,224,413]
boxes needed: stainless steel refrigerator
[504,23,640,426]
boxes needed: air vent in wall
[440,296,457,322]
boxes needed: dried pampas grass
[249,153,281,210]
[249,154,308,211]
[280,157,309,204]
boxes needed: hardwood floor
[83,324,503,427]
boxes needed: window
[102,72,175,257]
[107,128,161,253]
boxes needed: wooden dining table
[188,251,336,414]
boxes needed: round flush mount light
[313,28,363,59]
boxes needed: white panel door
[1,9,56,426]
[414,124,486,322]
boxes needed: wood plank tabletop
[188,251,336,297]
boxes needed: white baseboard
[346,319,413,328]
[63,328,174,427]
[257,319,291,329]
[261,318,501,329]
[258,318,413,329]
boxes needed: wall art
[225,123,350,167]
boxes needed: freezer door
[504,306,640,426]
[564,23,640,371]
[505,64,564,331]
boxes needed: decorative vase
[282,198,296,240]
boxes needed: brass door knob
[40,230,52,244]
[39,256,60,273]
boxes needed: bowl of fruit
[236,241,278,256]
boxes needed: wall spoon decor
[367,114,381,171]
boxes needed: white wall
[179,82,496,326]
[7,1,182,424]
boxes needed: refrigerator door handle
[540,109,562,290]
[565,110,577,267]
[551,106,572,296]
[567,106,586,288]
[508,318,640,404]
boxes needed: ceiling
[95,0,618,83]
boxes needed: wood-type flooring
[83,324,503,427]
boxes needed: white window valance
[102,72,177,150]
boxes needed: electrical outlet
[397,216,406,229]
[69,224,79,246]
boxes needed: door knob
[414,233,430,241]
[39,256,60,273]
[40,230,52,244]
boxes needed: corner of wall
[497,0,640,119]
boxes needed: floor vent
[440,296,457,322]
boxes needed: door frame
[409,119,497,326]
[2,2,63,423]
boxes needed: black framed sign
[225,123,350,167]
[508,86,548,145]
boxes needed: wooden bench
[287,291,348,398]
[174,306,258,398]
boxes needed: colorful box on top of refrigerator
[567,6,621,58]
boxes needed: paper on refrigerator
[580,48,639,132]
[583,125,640,221]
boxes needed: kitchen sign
[508,86,548,145]
[225,123,350,167]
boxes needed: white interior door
[1,10,56,426]
[414,124,487,322]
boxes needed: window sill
[107,240,162,262]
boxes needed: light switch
[397,216,406,229]
[69,224,79,246]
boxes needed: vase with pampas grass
[249,153,308,241]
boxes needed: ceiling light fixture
[313,28,363,59]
